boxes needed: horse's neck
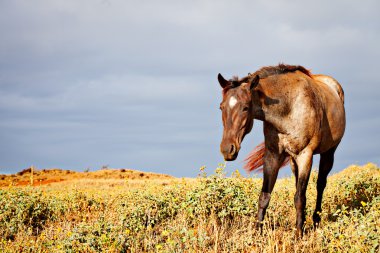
[252,103,265,121]
[251,82,290,132]
[253,107,287,133]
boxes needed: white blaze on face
[229,96,238,109]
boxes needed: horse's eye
[242,107,249,112]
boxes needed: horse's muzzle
[221,143,239,161]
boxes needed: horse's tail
[244,142,290,172]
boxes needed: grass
[0,163,379,252]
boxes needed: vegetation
[0,163,379,252]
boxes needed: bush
[0,189,61,240]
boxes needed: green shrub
[184,167,259,222]
[0,189,60,240]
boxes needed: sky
[0,0,379,177]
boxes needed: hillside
[0,163,379,252]
[0,167,173,187]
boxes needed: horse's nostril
[230,144,236,155]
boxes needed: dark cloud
[0,0,379,176]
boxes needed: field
[0,163,379,252]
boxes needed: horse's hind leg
[313,146,337,226]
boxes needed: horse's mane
[253,64,312,79]
[223,64,312,95]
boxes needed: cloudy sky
[0,0,379,177]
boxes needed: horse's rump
[313,74,345,104]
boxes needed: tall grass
[0,163,379,252]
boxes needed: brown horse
[218,64,345,236]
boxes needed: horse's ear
[250,75,260,90]
[218,73,229,89]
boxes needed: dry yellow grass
[0,163,379,252]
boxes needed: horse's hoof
[255,221,263,234]
[313,212,321,226]
[296,228,303,238]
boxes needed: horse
[217,64,345,237]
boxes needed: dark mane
[222,64,312,95]
[253,64,312,79]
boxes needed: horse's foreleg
[313,147,336,226]
[256,149,285,229]
[294,148,313,237]
[290,157,298,187]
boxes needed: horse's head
[218,73,259,161]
